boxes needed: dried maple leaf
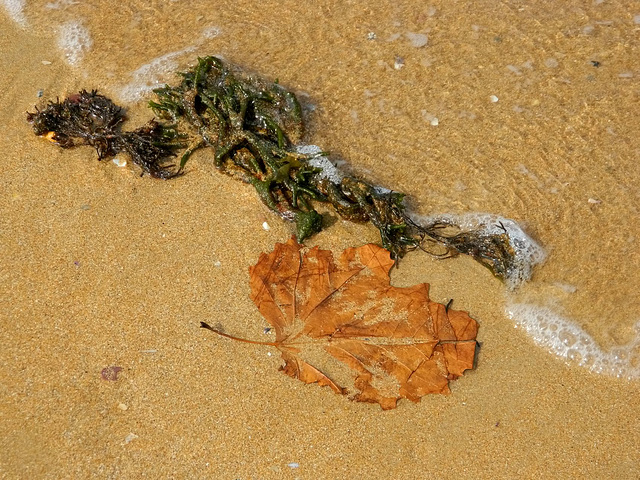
[203,237,478,409]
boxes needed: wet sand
[1,1,639,478]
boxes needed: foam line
[507,302,640,380]
[118,47,198,102]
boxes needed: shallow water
[2,1,639,478]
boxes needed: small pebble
[489,95,499,103]
[262,221,270,231]
[101,366,122,381]
[213,260,222,267]
[112,157,127,167]
[123,433,138,444]
[506,64,522,75]
[406,32,428,48]
[118,403,128,411]
[588,198,602,204]
[287,463,299,469]
[422,110,438,126]
[393,56,405,70]
[367,32,376,40]
[41,60,52,65]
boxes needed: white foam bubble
[414,213,546,288]
[295,144,323,156]
[507,303,640,380]
[118,47,198,103]
[202,26,221,39]
[297,144,345,185]
[2,0,27,26]
[57,20,92,66]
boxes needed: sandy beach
[1,1,639,478]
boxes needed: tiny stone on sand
[406,32,428,48]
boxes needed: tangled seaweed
[28,56,526,282]
[27,90,184,179]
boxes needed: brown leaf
[208,237,478,410]
[251,238,480,409]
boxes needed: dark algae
[28,56,524,282]
[27,90,185,179]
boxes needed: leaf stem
[200,322,278,346]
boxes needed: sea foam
[118,47,198,103]
[57,20,92,66]
[296,144,345,185]
[2,0,27,26]
[507,303,640,380]
[117,25,223,103]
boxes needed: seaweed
[27,90,184,179]
[146,57,429,256]
[27,56,529,283]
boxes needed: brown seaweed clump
[27,90,184,179]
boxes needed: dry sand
[1,1,639,478]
